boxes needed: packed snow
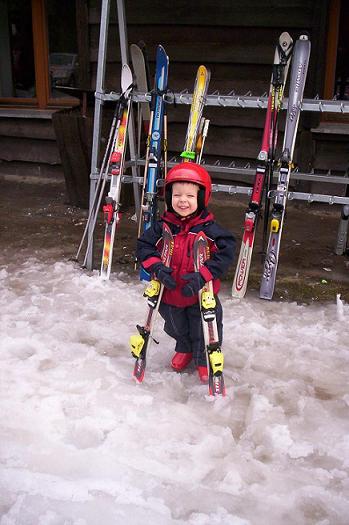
[0,258,348,525]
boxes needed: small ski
[138,45,169,280]
[100,64,133,280]
[181,65,211,162]
[130,222,174,382]
[232,32,293,298]
[260,35,311,300]
[130,42,151,134]
[193,231,225,396]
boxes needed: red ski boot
[171,352,193,371]
[197,366,209,383]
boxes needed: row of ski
[76,34,312,396]
[77,33,311,299]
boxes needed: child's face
[171,182,199,217]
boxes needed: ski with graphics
[181,65,211,163]
[260,35,311,300]
[193,232,226,396]
[130,222,174,383]
[138,45,169,240]
[232,32,293,298]
[100,64,133,280]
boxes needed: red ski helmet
[164,163,212,212]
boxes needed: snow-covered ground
[0,258,348,525]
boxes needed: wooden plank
[0,119,56,140]
[166,122,307,163]
[166,105,288,131]
[91,62,273,95]
[167,123,263,159]
[90,42,282,65]
[312,139,349,170]
[52,110,93,207]
[89,2,315,27]
[0,160,64,180]
[90,24,297,49]
[0,108,58,119]
[0,137,61,164]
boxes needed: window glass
[0,0,36,98]
[47,0,78,98]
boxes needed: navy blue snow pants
[158,296,223,367]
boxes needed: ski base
[209,373,225,396]
[133,356,146,383]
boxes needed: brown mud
[1,175,348,303]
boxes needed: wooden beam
[323,0,340,99]
[31,0,50,108]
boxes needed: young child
[137,163,235,383]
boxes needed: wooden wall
[1,0,347,200]
[0,111,63,180]
[87,0,334,183]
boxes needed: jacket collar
[162,209,214,231]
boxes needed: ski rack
[120,155,349,205]
[86,0,349,270]
[121,173,349,206]
[103,90,349,114]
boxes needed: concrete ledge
[0,108,60,119]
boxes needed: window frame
[323,0,341,100]
[0,0,79,110]
[322,0,349,122]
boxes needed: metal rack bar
[100,90,349,113]
[122,157,349,186]
[85,0,139,270]
[86,0,111,270]
[120,176,349,206]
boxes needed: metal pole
[86,0,111,270]
[116,0,141,216]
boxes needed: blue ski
[138,45,169,280]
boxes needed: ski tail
[130,223,174,382]
[193,232,225,396]
[181,65,211,162]
[100,65,133,280]
[260,35,311,300]
[232,32,293,299]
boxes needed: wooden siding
[2,0,348,200]
[86,0,336,179]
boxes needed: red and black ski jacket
[137,209,236,307]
